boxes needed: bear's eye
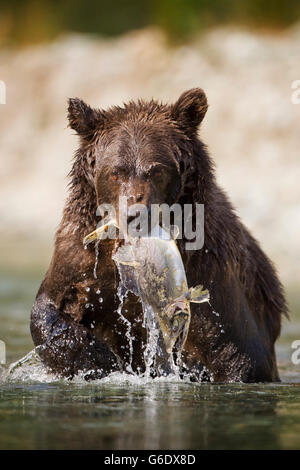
[151,166,164,179]
[90,159,95,169]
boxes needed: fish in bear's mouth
[83,220,209,370]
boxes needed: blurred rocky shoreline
[0,26,299,288]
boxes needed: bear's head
[68,89,208,232]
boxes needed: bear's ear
[171,88,208,136]
[67,98,104,139]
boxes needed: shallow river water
[1,270,300,450]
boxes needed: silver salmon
[84,223,209,364]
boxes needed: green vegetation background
[1,0,300,45]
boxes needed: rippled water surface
[1,270,300,450]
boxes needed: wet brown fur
[30,89,287,382]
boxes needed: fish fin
[83,220,118,246]
[187,285,210,303]
[112,245,140,268]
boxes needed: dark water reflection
[1,271,300,450]
[1,381,300,450]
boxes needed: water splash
[208,300,225,334]
[93,240,100,279]
[116,285,134,374]
[142,304,160,378]
[113,258,182,379]
[1,347,57,383]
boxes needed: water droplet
[94,240,100,279]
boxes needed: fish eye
[172,319,179,333]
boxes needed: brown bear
[30,89,287,382]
